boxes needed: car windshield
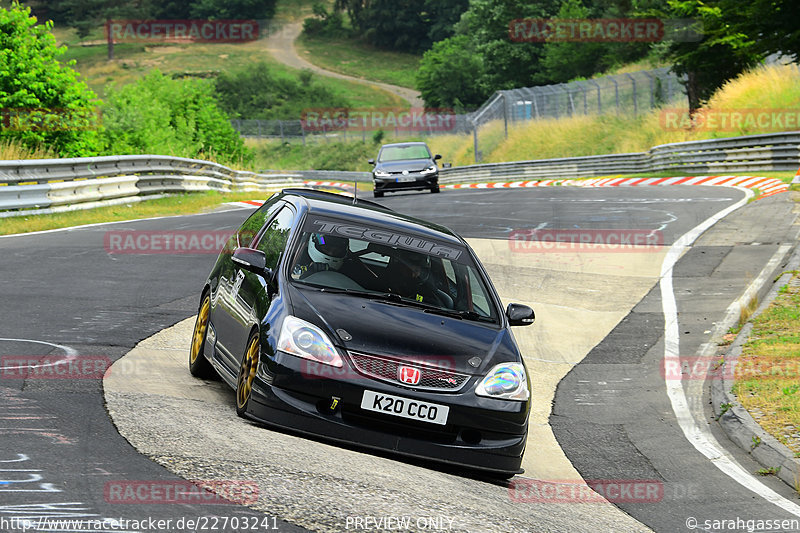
[378,144,431,162]
[289,217,498,322]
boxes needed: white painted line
[660,188,800,517]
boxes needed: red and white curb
[225,175,791,208]
[445,175,789,199]
[225,181,355,208]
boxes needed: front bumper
[373,173,438,193]
[245,351,529,475]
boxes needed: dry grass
[0,139,58,160]
[0,191,274,236]
[431,64,800,167]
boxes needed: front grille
[349,352,470,392]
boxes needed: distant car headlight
[475,363,529,401]
[374,170,391,178]
[278,316,343,367]
[420,166,437,175]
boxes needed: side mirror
[506,303,535,326]
[232,247,267,274]
[433,154,442,161]
[368,158,375,165]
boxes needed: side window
[254,206,295,270]
[237,198,282,248]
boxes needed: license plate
[360,390,449,425]
[396,176,417,182]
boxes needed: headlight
[277,316,343,367]
[421,166,437,175]
[374,170,391,178]
[475,363,529,401]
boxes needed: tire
[430,184,440,193]
[236,332,260,417]
[373,190,384,198]
[189,293,215,378]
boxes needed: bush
[214,62,350,120]
[0,2,103,157]
[101,70,250,166]
[302,3,348,38]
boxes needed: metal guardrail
[1,131,797,215]
[439,131,800,183]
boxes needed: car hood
[287,284,516,376]
[375,159,434,173]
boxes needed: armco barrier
[1,131,797,215]
[439,131,800,183]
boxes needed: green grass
[296,33,421,89]
[0,191,273,236]
[57,28,404,109]
[732,273,800,455]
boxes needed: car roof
[379,141,429,149]
[280,189,463,246]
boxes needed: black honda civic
[189,188,535,476]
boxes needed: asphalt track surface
[1,186,798,532]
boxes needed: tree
[730,0,800,61]
[659,0,762,112]
[457,0,561,90]
[416,35,489,109]
[332,0,468,53]
[189,0,276,20]
[0,2,102,156]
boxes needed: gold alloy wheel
[190,295,210,365]
[237,335,259,410]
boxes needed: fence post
[279,120,284,143]
[642,71,655,109]
[301,121,306,146]
[503,92,508,138]
[626,73,638,116]
[589,79,601,114]
[472,121,480,164]
[258,120,262,138]
[611,77,620,115]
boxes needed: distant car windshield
[289,217,498,322]
[378,144,431,162]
